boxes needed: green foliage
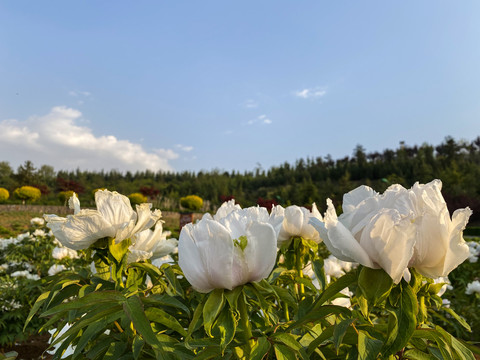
[58,190,75,204]
[180,195,203,211]
[13,186,41,203]
[128,192,147,205]
[0,188,9,202]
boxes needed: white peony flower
[48,264,66,276]
[272,204,323,245]
[127,223,177,263]
[179,206,277,293]
[52,246,79,260]
[44,191,161,250]
[30,217,45,226]
[311,180,471,283]
[33,229,46,237]
[465,280,480,295]
[11,270,40,281]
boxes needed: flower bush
[180,195,203,212]
[4,182,479,359]
[0,187,9,203]
[129,193,148,206]
[13,186,42,203]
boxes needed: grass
[0,211,44,237]
[0,210,204,239]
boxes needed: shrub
[13,186,41,203]
[128,192,147,205]
[180,194,203,211]
[0,188,9,202]
[58,190,75,204]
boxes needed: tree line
[1,136,479,222]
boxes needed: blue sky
[0,1,479,173]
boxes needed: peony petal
[45,210,115,250]
[95,190,136,229]
[342,186,377,213]
[360,209,415,283]
[311,200,376,268]
[243,221,277,283]
[195,219,235,290]
[441,207,472,276]
[283,206,304,235]
[178,223,215,293]
[68,193,81,215]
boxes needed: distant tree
[16,160,37,185]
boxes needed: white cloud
[294,87,327,99]
[244,99,259,109]
[0,106,178,172]
[175,144,194,152]
[247,114,273,125]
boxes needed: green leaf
[132,335,145,360]
[443,307,471,332]
[358,330,382,360]
[224,286,243,311]
[164,265,185,297]
[123,295,161,349]
[315,272,356,306]
[274,343,298,360]
[0,351,18,360]
[358,267,393,307]
[212,307,236,350]
[435,326,475,360]
[382,282,417,357]
[288,305,351,331]
[41,290,124,316]
[72,318,109,358]
[24,290,50,330]
[143,294,190,316]
[333,318,355,352]
[145,307,187,336]
[403,349,437,360]
[109,238,131,263]
[312,258,326,291]
[272,333,308,359]
[203,289,225,337]
[251,337,271,360]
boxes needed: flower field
[1,181,480,359]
